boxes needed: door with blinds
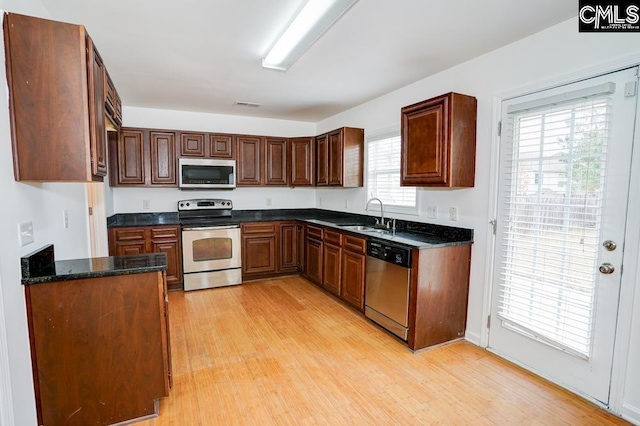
[488,67,638,404]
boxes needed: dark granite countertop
[21,245,167,285]
[107,208,473,249]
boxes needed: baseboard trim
[622,402,640,425]
[465,330,481,346]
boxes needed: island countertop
[21,244,167,285]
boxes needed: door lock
[602,240,617,251]
[599,263,615,274]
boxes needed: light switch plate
[427,206,438,219]
[449,207,459,221]
[19,221,34,246]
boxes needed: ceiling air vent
[234,101,261,108]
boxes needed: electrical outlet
[344,199,349,209]
[427,206,438,219]
[449,206,459,221]
[63,210,69,229]
[266,198,272,206]
[19,221,34,246]
[143,200,151,210]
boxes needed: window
[367,133,417,212]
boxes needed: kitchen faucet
[366,197,386,229]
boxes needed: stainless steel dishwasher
[365,238,412,340]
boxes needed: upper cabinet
[401,92,477,188]
[4,13,120,182]
[289,137,315,187]
[236,136,264,186]
[104,70,122,129]
[179,132,235,159]
[316,127,364,188]
[109,128,178,187]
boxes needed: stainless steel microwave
[179,158,236,189]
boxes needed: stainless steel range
[178,199,241,291]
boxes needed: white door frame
[0,269,15,425]
[481,56,640,415]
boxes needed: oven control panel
[178,199,233,211]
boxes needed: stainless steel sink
[340,225,388,234]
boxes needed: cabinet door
[242,235,277,275]
[401,93,476,187]
[150,240,183,290]
[150,131,177,185]
[115,130,145,185]
[278,222,297,273]
[327,129,343,186]
[323,243,342,296]
[265,138,288,186]
[180,133,205,157]
[86,36,107,178]
[150,226,183,290]
[237,136,263,185]
[290,137,315,186]
[208,134,234,158]
[305,238,323,285]
[316,134,328,186]
[341,250,365,311]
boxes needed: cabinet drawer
[306,225,323,240]
[113,228,146,241]
[242,222,276,234]
[343,235,366,254]
[324,230,343,246]
[151,227,179,240]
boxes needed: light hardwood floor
[139,276,628,425]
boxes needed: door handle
[602,240,617,251]
[599,263,615,274]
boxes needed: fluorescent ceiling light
[262,0,358,71]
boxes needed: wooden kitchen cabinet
[108,225,183,290]
[315,133,329,186]
[4,13,114,182]
[150,131,178,185]
[290,137,315,186]
[241,222,277,279]
[305,225,324,285]
[110,128,178,187]
[237,136,264,186]
[316,127,364,187]
[341,235,366,311]
[105,69,122,128]
[265,138,289,186]
[408,244,472,351]
[25,269,170,426]
[179,132,235,158]
[242,221,298,280]
[323,240,342,296]
[401,92,477,187]
[279,222,298,274]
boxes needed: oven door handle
[182,225,240,231]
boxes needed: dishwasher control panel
[366,239,412,268]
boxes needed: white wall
[315,17,640,420]
[0,2,94,425]
[112,107,318,213]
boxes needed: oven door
[181,226,241,273]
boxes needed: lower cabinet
[296,222,306,273]
[241,221,298,281]
[304,225,366,311]
[25,270,171,425]
[108,225,183,290]
[242,222,277,279]
[341,235,366,311]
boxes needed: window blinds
[367,135,416,208]
[497,91,612,359]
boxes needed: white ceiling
[40,0,576,122]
